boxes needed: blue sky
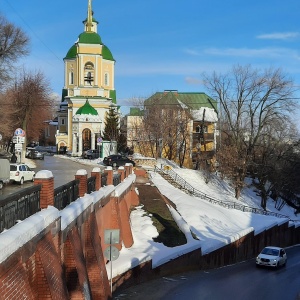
[2,0,300,115]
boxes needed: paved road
[114,246,300,300]
[34,155,103,188]
[0,155,103,199]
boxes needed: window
[84,62,94,86]
[104,73,109,86]
[69,71,74,85]
[196,125,208,133]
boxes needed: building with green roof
[56,0,117,156]
[125,90,218,168]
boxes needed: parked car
[35,145,57,154]
[103,154,135,167]
[82,149,100,159]
[25,148,45,160]
[0,158,10,189]
[256,246,287,268]
[10,163,35,185]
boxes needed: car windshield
[261,248,279,256]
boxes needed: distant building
[42,119,58,146]
[123,90,218,168]
[55,0,117,156]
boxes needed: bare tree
[2,70,53,145]
[203,65,298,199]
[0,14,29,88]
[143,102,191,166]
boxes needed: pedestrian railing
[113,173,121,186]
[155,165,297,222]
[0,185,41,232]
[54,179,80,210]
[87,176,96,194]
[101,172,108,187]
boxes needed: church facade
[56,0,116,156]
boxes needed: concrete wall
[114,220,300,294]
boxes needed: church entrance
[82,128,91,150]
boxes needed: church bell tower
[56,0,117,156]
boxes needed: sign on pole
[14,128,25,137]
[15,143,22,151]
[104,229,120,293]
[13,136,25,144]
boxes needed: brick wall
[1,167,299,298]
[0,168,139,299]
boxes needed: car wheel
[283,260,287,267]
[20,177,24,185]
[0,181,3,190]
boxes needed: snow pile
[0,207,59,263]
[60,195,93,230]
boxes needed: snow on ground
[3,153,299,279]
[44,155,300,279]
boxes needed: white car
[256,246,287,268]
[10,163,35,185]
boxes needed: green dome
[76,100,98,116]
[102,45,115,61]
[65,45,77,59]
[78,32,102,44]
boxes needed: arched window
[69,71,74,85]
[84,62,94,86]
[82,128,91,150]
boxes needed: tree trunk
[235,187,241,199]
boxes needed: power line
[3,0,61,61]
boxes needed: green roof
[102,45,115,61]
[65,36,115,61]
[76,100,98,116]
[109,90,117,103]
[144,91,218,112]
[65,45,77,59]
[61,89,68,102]
[129,107,144,116]
[78,32,102,44]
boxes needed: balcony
[193,132,215,141]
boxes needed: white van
[0,158,10,189]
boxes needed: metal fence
[101,172,108,187]
[54,179,80,210]
[156,165,294,221]
[87,176,96,194]
[0,185,41,232]
[0,169,134,232]
[113,173,121,186]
